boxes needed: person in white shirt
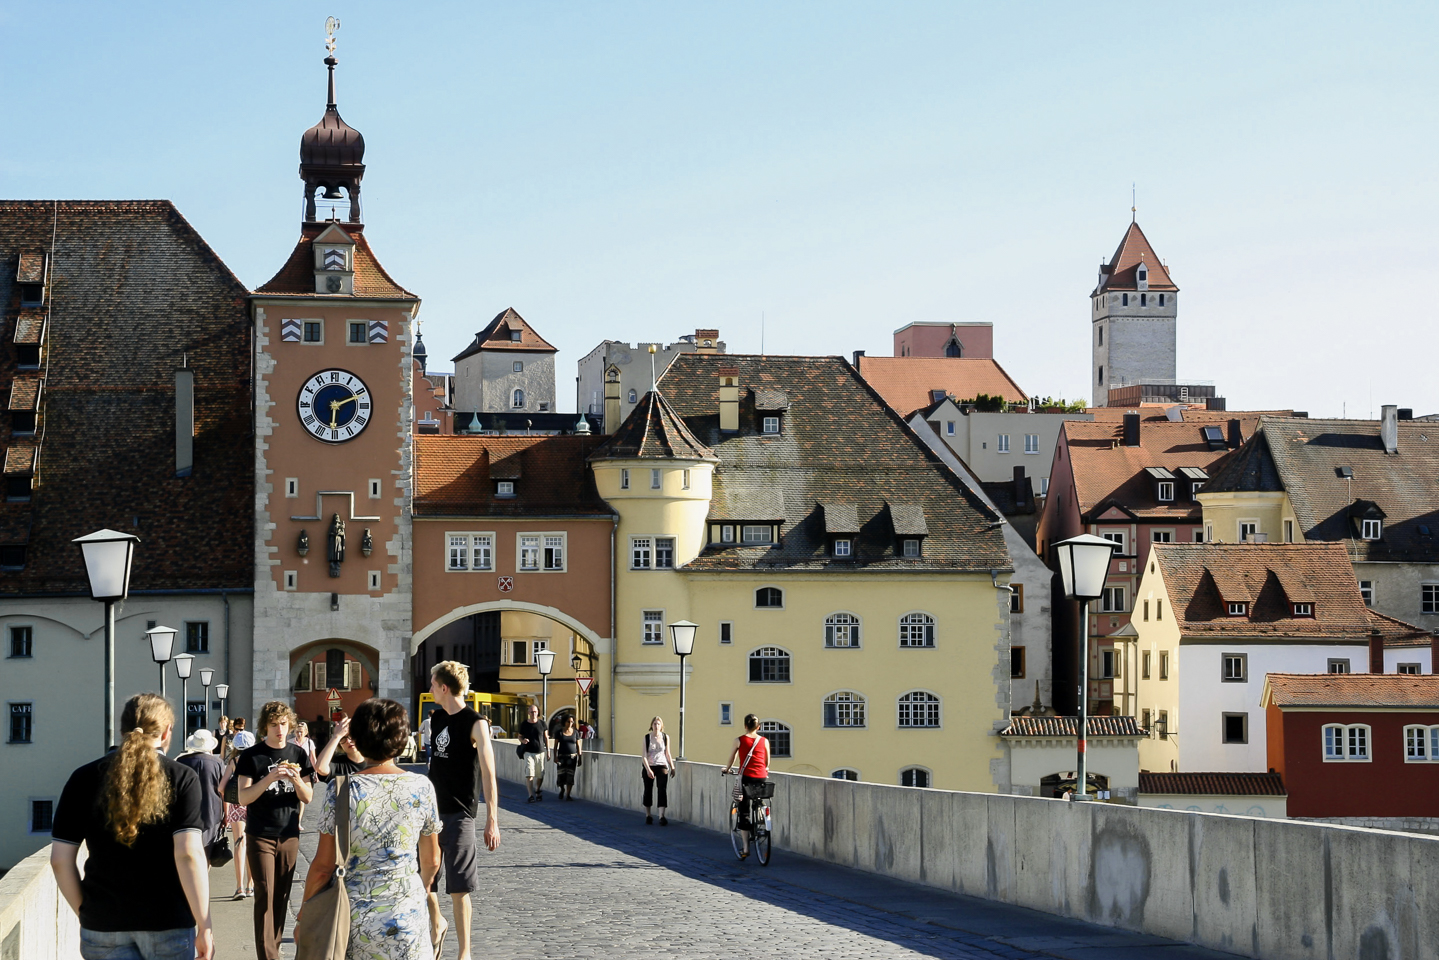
[421,710,434,762]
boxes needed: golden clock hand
[329,399,341,430]
[334,395,359,408]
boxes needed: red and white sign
[497,576,514,593]
[326,687,342,706]
[575,677,595,695]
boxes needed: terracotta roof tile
[818,502,860,534]
[656,355,1009,572]
[452,308,557,360]
[13,309,44,345]
[589,390,717,463]
[414,435,611,517]
[254,224,416,300]
[1263,673,1439,709]
[1138,772,1286,796]
[1369,610,1435,648]
[1095,222,1178,293]
[1001,716,1145,737]
[1153,543,1374,639]
[889,503,929,536]
[856,357,1027,416]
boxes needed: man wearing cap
[177,729,226,850]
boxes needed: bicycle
[724,771,773,865]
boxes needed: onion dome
[301,58,365,170]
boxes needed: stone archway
[412,599,605,655]
[287,638,381,692]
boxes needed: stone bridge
[3,751,1436,960]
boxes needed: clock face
[297,369,371,443]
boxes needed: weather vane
[325,16,340,56]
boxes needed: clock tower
[249,41,419,715]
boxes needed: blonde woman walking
[50,693,214,959]
[641,716,676,826]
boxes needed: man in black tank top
[425,661,500,960]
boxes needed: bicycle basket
[743,780,775,801]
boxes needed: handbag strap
[334,776,351,874]
[739,734,762,774]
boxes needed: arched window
[824,612,861,648]
[944,338,962,358]
[755,587,783,608]
[897,691,941,728]
[900,767,931,788]
[748,647,791,683]
[822,691,866,728]
[898,612,935,648]
[759,720,791,758]
[831,768,859,781]
[512,388,525,408]
[628,389,637,403]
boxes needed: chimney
[175,367,194,478]
[694,329,720,355]
[852,350,865,367]
[1381,404,1398,455]
[1431,632,1439,675]
[1122,413,1141,447]
[1369,627,1385,674]
[1205,396,1227,412]
[1227,418,1243,449]
[1013,465,1027,509]
[602,368,622,435]
[1399,408,1413,421]
[718,365,740,433]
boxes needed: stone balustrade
[0,846,81,960]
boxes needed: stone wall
[0,846,81,960]
[494,746,1439,960]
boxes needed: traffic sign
[575,677,594,695]
[326,687,342,705]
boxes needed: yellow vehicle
[417,691,533,741]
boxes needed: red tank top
[739,733,769,779]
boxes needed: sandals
[432,919,448,960]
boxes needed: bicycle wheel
[729,798,747,860]
[754,807,773,866]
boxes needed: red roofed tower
[1091,221,1178,407]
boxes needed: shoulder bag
[294,777,352,960]
[221,762,240,806]
[206,833,233,868]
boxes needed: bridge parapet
[0,845,81,960]
[496,744,1439,960]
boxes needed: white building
[576,329,724,430]
[1091,221,1179,408]
[452,308,558,415]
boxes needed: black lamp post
[1055,534,1119,800]
[73,529,139,751]
[215,683,230,729]
[668,620,697,760]
[200,668,214,732]
[147,624,177,698]
[535,649,556,725]
[174,653,195,736]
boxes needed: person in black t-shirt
[50,693,213,960]
[235,700,314,960]
[425,661,501,960]
[518,704,550,802]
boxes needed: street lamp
[1055,534,1120,801]
[215,683,230,728]
[668,620,697,760]
[200,668,214,732]
[147,625,177,698]
[535,649,556,726]
[73,529,139,751]
[174,653,195,737]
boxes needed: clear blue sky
[4,2,1435,416]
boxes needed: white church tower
[1091,221,1178,407]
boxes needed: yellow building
[593,355,1016,791]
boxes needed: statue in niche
[327,513,346,577]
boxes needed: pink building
[893,322,993,359]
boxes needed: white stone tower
[1091,222,1178,407]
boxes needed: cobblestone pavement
[209,777,1238,960]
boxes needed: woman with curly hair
[49,693,213,959]
[300,698,441,960]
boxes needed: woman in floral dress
[301,698,441,960]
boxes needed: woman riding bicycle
[721,714,769,857]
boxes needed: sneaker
[525,795,536,804]
[646,815,653,825]
[536,793,544,802]
[659,817,669,826]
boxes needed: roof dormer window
[1361,519,1382,541]
[833,538,852,558]
[496,481,515,498]
[510,328,522,341]
[18,284,42,307]
[1157,481,1173,502]
[1227,602,1248,617]
[762,416,780,435]
[902,538,921,557]
[1292,602,1314,617]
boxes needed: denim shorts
[80,927,195,960]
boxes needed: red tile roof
[1152,543,1374,639]
[1138,772,1286,796]
[856,356,1027,416]
[1000,716,1145,738]
[452,308,557,360]
[254,224,416,300]
[1263,673,1439,709]
[414,435,611,517]
[1095,222,1177,293]
[1370,611,1435,648]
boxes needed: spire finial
[1131,182,1136,222]
[648,343,658,393]
[324,17,340,106]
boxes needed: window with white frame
[832,768,859,781]
[1156,481,1174,502]
[1239,521,1258,542]
[512,360,523,372]
[824,612,861,648]
[1361,519,1382,540]
[1403,725,1439,761]
[1040,476,1050,496]
[1328,658,1351,674]
[642,611,664,644]
[655,537,675,568]
[1152,530,1172,543]
[519,535,541,571]
[543,535,565,571]
[823,691,866,728]
[1360,581,1374,606]
[833,539,852,557]
[755,587,783,608]
[898,612,935,648]
[996,434,1010,453]
[897,691,941,728]
[651,469,662,489]
[762,416,780,434]
[1023,434,1039,454]
[748,646,791,683]
[1324,723,1370,761]
[447,533,493,571]
[902,538,921,557]
[946,421,955,437]
[1284,519,1294,543]
[620,469,630,490]
[1101,531,1125,553]
[631,537,652,569]
[759,720,791,757]
[682,469,690,489]
[719,702,733,725]
[1292,602,1313,617]
[512,389,525,408]
[1398,662,1421,675]
[9,625,32,659]
[720,525,735,544]
[496,481,515,498]
[1227,602,1248,617]
[900,767,931,788]
[9,702,33,743]
[742,525,773,544]
[1222,653,1247,682]
[1100,586,1126,613]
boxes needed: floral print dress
[318,772,441,960]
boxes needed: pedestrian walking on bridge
[641,716,676,826]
